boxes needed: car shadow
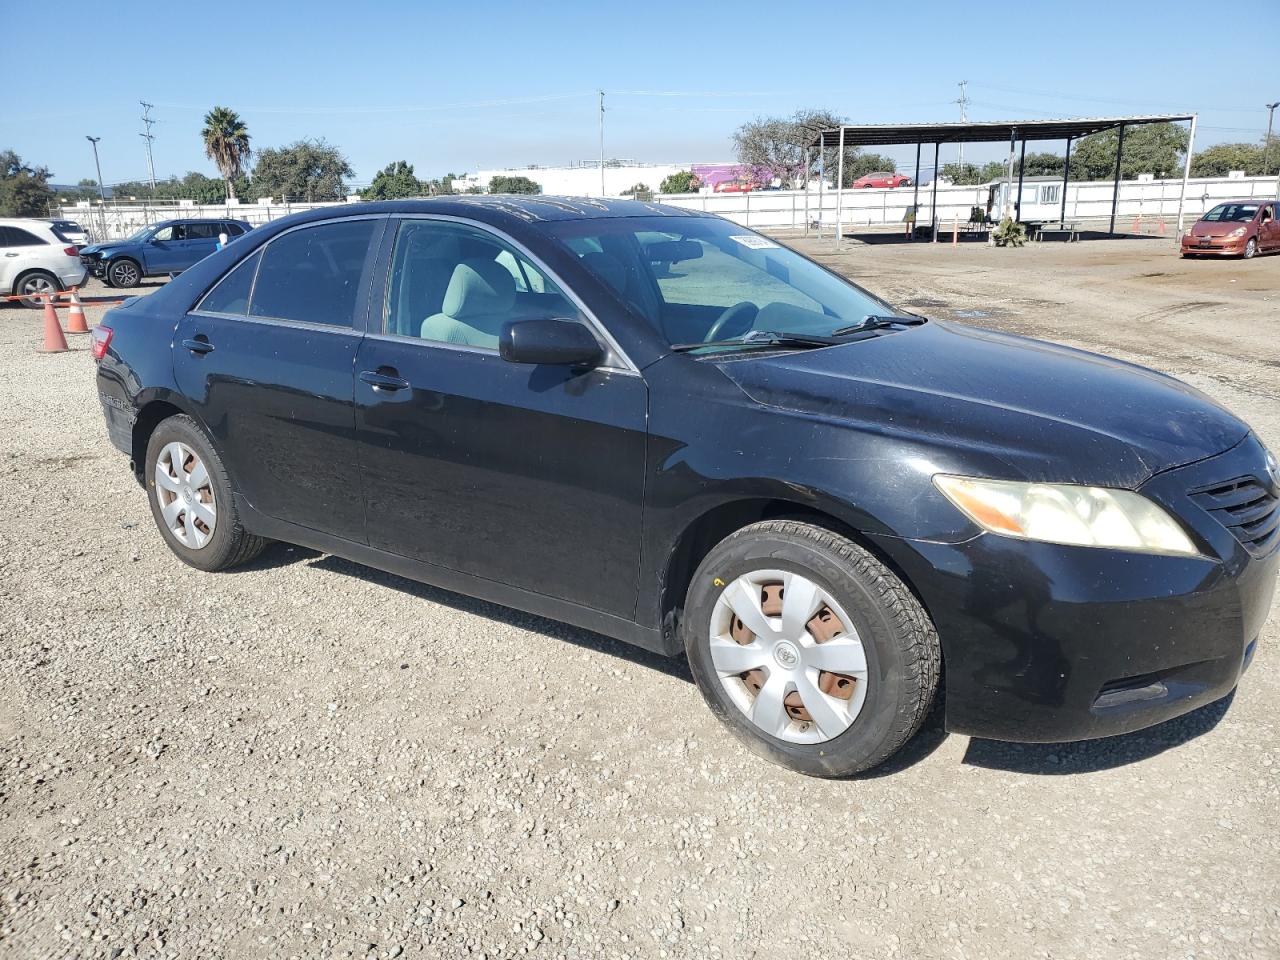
[236,542,693,683]
[960,689,1235,775]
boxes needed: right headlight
[933,475,1199,556]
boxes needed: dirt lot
[1,239,1278,960]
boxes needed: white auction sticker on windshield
[729,235,779,249]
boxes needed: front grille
[1190,475,1280,556]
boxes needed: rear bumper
[873,436,1278,743]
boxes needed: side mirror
[500,318,604,367]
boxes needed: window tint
[249,219,377,327]
[185,222,220,240]
[0,226,48,247]
[383,219,582,348]
[198,250,262,316]
[223,222,245,236]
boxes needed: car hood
[79,242,130,256]
[1190,221,1251,237]
[717,320,1249,488]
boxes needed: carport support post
[1015,138,1027,221]
[1176,115,1198,234]
[911,142,921,240]
[802,146,811,236]
[1060,136,1072,226]
[817,144,825,240]
[1108,123,1127,236]
[833,126,845,251]
[930,142,940,241]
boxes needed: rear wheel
[15,270,60,308]
[107,258,141,288]
[1242,238,1257,259]
[145,415,267,572]
[682,520,940,777]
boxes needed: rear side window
[249,219,377,327]
[0,226,49,247]
[186,222,220,240]
[198,251,262,316]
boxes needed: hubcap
[112,262,138,285]
[709,570,868,744]
[154,441,216,549]
[21,276,54,302]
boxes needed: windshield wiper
[671,330,842,353]
[829,314,927,337]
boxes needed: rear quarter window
[197,251,262,316]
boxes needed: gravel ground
[2,243,1278,960]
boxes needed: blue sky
[5,0,1276,187]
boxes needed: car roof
[254,196,718,233]
[0,218,58,232]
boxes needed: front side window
[152,225,177,242]
[383,219,582,349]
[249,219,377,327]
[548,215,892,349]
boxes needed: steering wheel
[703,301,759,342]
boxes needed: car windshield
[1201,203,1258,223]
[547,216,898,351]
[126,225,156,242]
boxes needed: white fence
[59,175,1279,241]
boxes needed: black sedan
[91,197,1279,777]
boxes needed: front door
[144,223,189,274]
[1259,203,1278,251]
[353,217,648,618]
[173,216,385,541]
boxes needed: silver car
[0,218,90,307]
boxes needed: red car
[852,171,912,189]
[1181,200,1278,259]
[714,179,758,194]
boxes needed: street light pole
[1265,101,1278,186]
[86,136,107,239]
[598,90,606,198]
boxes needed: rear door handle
[359,369,410,392]
[182,337,214,354]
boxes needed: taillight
[90,325,113,361]
[64,246,79,257]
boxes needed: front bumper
[1181,236,1247,256]
[81,255,106,278]
[873,435,1278,743]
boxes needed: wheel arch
[657,494,935,658]
[11,267,63,297]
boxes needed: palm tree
[201,106,251,201]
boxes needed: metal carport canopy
[808,115,1194,148]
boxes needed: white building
[456,161,731,197]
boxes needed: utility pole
[86,136,107,239]
[598,90,606,198]
[139,101,157,193]
[1264,101,1278,179]
[955,80,969,173]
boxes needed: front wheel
[1242,238,1257,259]
[145,415,267,572]
[683,520,940,778]
[106,258,141,288]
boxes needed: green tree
[0,150,54,216]
[1190,140,1272,178]
[733,109,856,188]
[488,175,541,195]
[202,106,251,200]
[253,139,354,202]
[659,170,700,194]
[362,160,422,200]
[1069,122,1189,181]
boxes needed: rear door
[180,221,222,268]
[353,216,648,618]
[174,215,385,541]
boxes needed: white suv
[0,219,90,307]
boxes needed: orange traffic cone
[39,295,68,353]
[65,287,89,334]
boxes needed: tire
[14,270,61,308]
[683,520,940,778]
[1242,238,1257,260]
[106,258,142,288]
[144,414,267,572]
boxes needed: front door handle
[182,337,214,354]
[359,369,411,392]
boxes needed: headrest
[581,251,627,295]
[441,258,516,319]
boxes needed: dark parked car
[80,217,252,288]
[91,198,1278,777]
